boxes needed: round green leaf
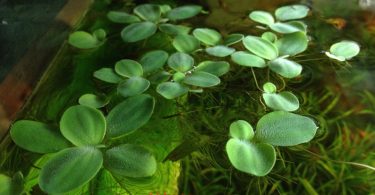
[249,11,274,26]
[172,72,185,82]
[159,4,172,14]
[167,5,202,20]
[107,11,141,24]
[183,71,220,87]
[231,51,266,68]
[68,31,99,49]
[117,77,150,97]
[205,45,235,57]
[195,61,230,76]
[60,105,106,146]
[156,82,189,99]
[226,139,276,176]
[168,52,194,72]
[104,144,157,178]
[134,4,161,22]
[268,58,302,78]
[193,28,222,46]
[121,22,157,42]
[276,32,308,56]
[262,91,299,111]
[39,147,103,194]
[115,59,143,77]
[230,120,254,140]
[286,21,307,32]
[93,68,123,84]
[106,94,155,138]
[269,22,302,34]
[243,36,278,60]
[78,94,109,108]
[159,24,191,35]
[173,34,200,53]
[329,41,360,60]
[275,4,309,21]
[224,33,244,46]
[10,120,70,154]
[263,82,277,93]
[140,50,169,74]
[148,71,171,84]
[261,32,277,43]
[93,29,106,41]
[255,111,318,146]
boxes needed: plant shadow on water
[0,0,374,194]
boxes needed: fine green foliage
[268,58,303,78]
[139,50,169,74]
[60,105,106,146]
[183,71,221,88]
[121,22,157,42]
[79,94,109,108]
[106,94,155,138]
[115,59,143,77]
[275,5,310,21]
[39,147,103,194]
[229,120,254,140]
[93,68,123,83]
[254,111,318,146]
[243,36,278,60]
[156,82,189,99]
[249,11,274,26]
[168,52,194,72]
[167,5,202,20]
[193,28,222,46]
[10,120,70,153]
[325,41,360,61]
[104,144,157,178]
[231,51,266,68]
[173,34,200,53]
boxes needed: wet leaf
[173,34,200,53]
[231,51,266,68]
[205,45,235,57]
[39,147,103,194]
[195,61,230,76]
[121,22,157,42]
[117,77,150,97]
[134,4,161,22]
[230,120,254,140]
[193,28,222,46]
[275,4,309,21]
[262,91,300,111]
[140,50,169,74]
[167,5,202,20]
[226,139,276,176]
[60,105,106,146]
[224,33,244,46]
[168,52,194,72]
[10,120,70,153]
[276,32,308,56]
[157,82,189,99]
[159,24,191,35]
[115,59,143,77]
[249,11,274,25]
[243,36,278,60]
[255,111,318,146]
[268,58,302,78]
[78,94,109,108]
[68,31,99,49]
[106,94,155,138]
[183,71,220,87]
[104,144,157,178]
[93,68,123,84]
[107,11,141,24]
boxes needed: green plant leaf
[173,72,186,82]
[93,29,106,41]
[243,36,278,60]
[148,71,171,84]
[193,28,222,46]
[167,5,202,20]
[226,139,276,176]
[60,105,106,146]
[263,82,277,93]
[268,58,302,78]
[230,120,254,140]
[275,4,309,21]
[183,71,220,87]
[328,41,360,60]
[205,45,235,57]
[224,33,244,46]
[159,4,172,14]
[195,61,230,76]
[117,77,150,97]
[325,52,345,61]
[10,120,70,154]
[168,52,194,72]
[93,68,123,84]
[134,4,161,22]
[231,51,266,68]
[78,94,109,108]
[107,11,141,24]
[269,22,302,34]
[115,59,143,77]
[39,147,103,194]
[173,34,200,53]
[276,31,308,56]
[104,144,157,178]
[261,31,277,43]
[121,21,157,42]
[262,91,300,111]
[68,31,99,49]
[0,174,12,195]
[255,111,318,146]
[159,24,191,35]
[156,82,189,99]
[249,11,274,25]
[139,50,169,74]
[106,94,155,138]
[287,21,307,32]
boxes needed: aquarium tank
[0,0,374,194]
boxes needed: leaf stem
[251,67,263,91]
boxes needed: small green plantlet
[68,29,106,49]
[78,93,109,108]
[325,41,360,61]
